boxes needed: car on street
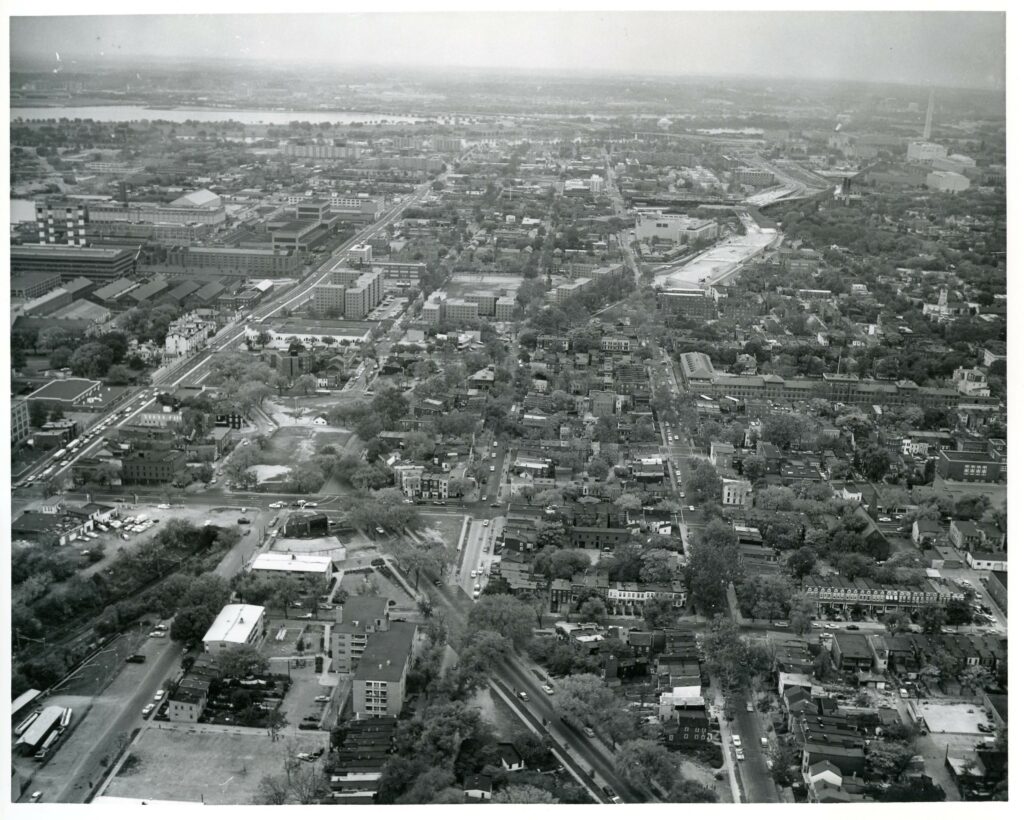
[827,623,839,629]
[760,737,768,747]
[157,503,170,510]
[516,691,529,702]
[154,690,165,701]
[746,702,754,712]
[732,734,742,747]
[482,521,490,527]
[142,704,155,717]
[583,726,596,738]
[269,501,284,509]
[304,502,318,508]
[315,695,331,703]
[736,749,745,761]
[542,684,554,695]
[601,786,622,804]
[846,624,860,630]
[30,791,43,802]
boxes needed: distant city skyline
[9,11,1006,90]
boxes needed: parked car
[542,684,554,695]
[516,691,529,702]
[315,696,331,703]
[736,749,745,761]
[583,726,596,738]
[142,704,154,717]
[732,734,742,747]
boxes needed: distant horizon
[7,54,1008,99]
[8,12,1006,91]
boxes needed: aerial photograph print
[4,4,1013,814]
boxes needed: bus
[53,448,67,460]
[40,467,54,478]
[34,731,59,760]
[15,711,39,737]
[60,707,73,729]
[67,439,81,451]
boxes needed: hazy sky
[9,11,1006,89]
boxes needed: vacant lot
[260,426,352,466]
[103,724,326,805]
[419,513,467,551]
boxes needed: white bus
[34,731,60,760]
[15,711,39,737]
[60,707,73,729]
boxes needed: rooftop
[353,622,416,682]
[251,552,332,574]
[202,604,265,645]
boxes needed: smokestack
[923,89,935,140]
[119,180,129,206]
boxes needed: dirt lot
[260,426,352,466]
[419,514,467,552]
[103,723,327,805]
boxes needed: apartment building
[331,596,391,673]
[351,623,417,718]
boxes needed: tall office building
[36,201,88,246]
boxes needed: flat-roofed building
[12,400,31,446]
[23,287,72,316]
[11,271,63,299]
[27,378,102,406]
[314,283,349,314]
[658,289,717,319]
[11,244,139,283]
[120,449,187,485]
[250,552,333,590]
[554,278,592,304]
[202,604,266,654]
[165,246,301,276]
[495,296,516,321]
[332,596,391,673]
[344,270,383,320]
[352,623,417,718]
[35,200,87,245]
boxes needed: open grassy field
[103,724,327,805]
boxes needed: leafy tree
[532,547,591,581]
[685,460,722,504]
[219,644,269,679]
[741,455,767,483]
[919,606,946,635]
[105,364,133,385]
[684,519,739,614]
[857,446,891,482]
[551,673,620,730]
[614,739,681,793]
[866,740,915,781]
[70,342,114,378]
[642,597,677,629]
[788,593,817,635]
[667,779,719,802]
[465,594,536,649]
[294,373,318,395]
[493,785,558,803]
[787,546,817,579]
[49,346,73,369]
[735,575,794,621]
[883,611,912,636]
[28,402,49,428]
[396,767,457,804]
[579,598,608,624]
[639,549,676,584]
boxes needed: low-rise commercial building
[202,604,266,655]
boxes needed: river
[10,105,426,125]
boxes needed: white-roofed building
[202,604,265,654]
[251,552,333,590]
